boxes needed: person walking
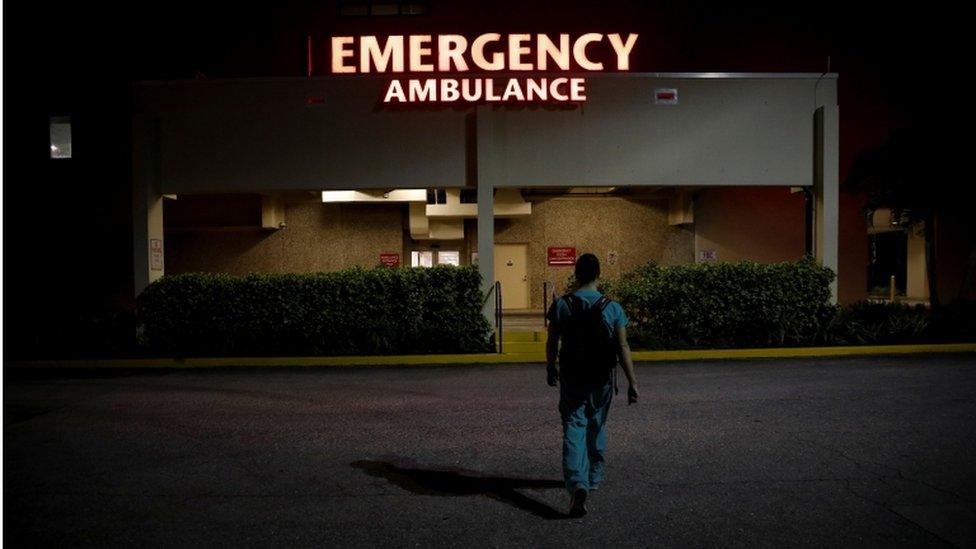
[545,252,639,518]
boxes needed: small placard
[379,253,400,267]
[149,239,164,271]
[698,249,717,263]
[548,247,577,266]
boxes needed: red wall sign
[547,247,576,266]
[379,253,400,267]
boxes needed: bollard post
[889,274,896,302]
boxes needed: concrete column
[907,227,929,300]
[476,107,497,324]
[477,172,495,322]
[814,104,839,303]
[133,116,165,297]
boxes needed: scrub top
[546,288,629,338]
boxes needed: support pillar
[133,116,165,297]
[906,226,929,300]
[477,176,495,323]
[814,104,839,303]
[476,107,498,325]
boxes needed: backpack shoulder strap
[594,296,612,312]
[563,293,584,315]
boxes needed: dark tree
[846,123,973,308]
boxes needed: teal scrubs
[547,288,629,493]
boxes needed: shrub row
[823,299,976,346]
[6,310,140,360]
[15,259,974,359]
[136,266,493,357]
[606,257,836,349]
[568,257,975,349]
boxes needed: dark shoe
[568,488,588,518]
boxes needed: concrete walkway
[5,355,976,546]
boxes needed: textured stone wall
[166,202,405,274]
[470,196,694,309]
[166,197,694,312]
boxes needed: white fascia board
[322,189,427,203]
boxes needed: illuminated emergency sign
[330,33,638,104]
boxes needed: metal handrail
[543,281,549,327]
[483,281,503,353]
[481,282,496,307]
[495,281,503,353]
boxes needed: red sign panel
[379,253,400,267]
[547,247,576,266]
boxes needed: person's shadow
[351,459,570,519]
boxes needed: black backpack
[558,293,618,389]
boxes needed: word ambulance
[330,33,638,104]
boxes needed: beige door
[494,243,529,309]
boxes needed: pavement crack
[793,434,973,504]
[832,478,960,546]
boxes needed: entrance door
[494,243,529,309]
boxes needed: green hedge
[823,301,929,345]
[136,266,493,357]
[928,300,976,342]
[568,257,976,349]
[824,299,976,345]
[7,309,140,360]
[610,257,836,349]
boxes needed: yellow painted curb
[629,343,976,361]
[6,343,976,369]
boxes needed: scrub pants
[559,378,614,494]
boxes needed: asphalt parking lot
[4,354,976,547]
